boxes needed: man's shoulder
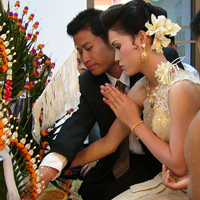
[183,63,200,79]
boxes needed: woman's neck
[142,52,168,87]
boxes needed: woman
[162,10,200,200]
[71,1,200,199]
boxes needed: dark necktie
[112,80,130,179]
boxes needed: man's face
[73,29,116,76]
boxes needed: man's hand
[21,166,59,199]
[80,161,97,177]
[162,165,189,190]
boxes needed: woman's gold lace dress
[113,70,200,200]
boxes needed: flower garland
[145,14,181,53]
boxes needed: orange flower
[15,1,20,7]
[25,161,33,167]
[39,156,43,162]
[0,65,7,73]
[39,114,43,121]
[44,59,51,66]
[41,129,48,136]
[17,142,24,149]
[2,58,8,65]
[0,120,4,129]
[17,21,22,27]
[20,147,28,155]
[0,138,5,150]
[0,129,4,137]
[39,149,45,155]
[31,179,37,186]
[42,141,49,149]
[28,167,35,173]
[67,110,71,114]
[23,6,28,14]
[30,192,37,199]
[24,153,31,160]
[0,51,7,57]
[10,138,18,145]
[38,51,43,57]
[30,172,37,179]
[24,85,31,90]
[28,14,34,21]
[0,44,6,51]
[50,63,55,68]
[31,185,37,191]
[37,44,44,50]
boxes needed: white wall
[2,0,87,74]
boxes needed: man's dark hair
[163,47,184,70]
[67,8,108,44]
[190,10,200,40]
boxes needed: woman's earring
[141,44,147,62]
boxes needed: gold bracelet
[131,121,144,139]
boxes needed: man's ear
[172,44,178,51]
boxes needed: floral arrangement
[145,14,181,53]
[0,1,74,199]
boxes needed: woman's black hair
[190,10,200,40]
[100,0,167,38]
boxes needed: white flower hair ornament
[155,61,172,85]
[145,14,181,53]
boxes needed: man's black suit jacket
[51,70,160,177]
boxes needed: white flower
[145,14,181,54]
[1,34,7,40]
[20,138,26,144]
[28,149,34,156]
[145,15,167,36]
[5,139,10,145]
[6,75,12,80]
[30,158,36,164]
[155,62,172,85]
[164,19,181,36]
[1,135,7,140]
[12,131,18,138]
[25,143,31,150]
[5,49,11,54]
[33,164,37,170]
[7,55,13,61]
[151,33,171,53]
[2,118,8,125]
[7,69,12,75]
[3,41,9,47]
[7,62,13,68]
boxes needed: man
[38,8,161,200]
[167,36,200,79]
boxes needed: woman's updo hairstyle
[100,0,167,39]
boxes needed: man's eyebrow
[78,42,91,49]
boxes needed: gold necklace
[146,81,159,108]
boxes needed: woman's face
[108,30,141,76]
